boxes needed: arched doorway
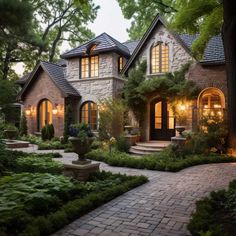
[198,87,225,118]
[80,101,98,130]
[150,98,175,140]
[37,99,53,131]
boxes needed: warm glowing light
[25,109,31,116]
[52,108,58,115]
[214,104,221,108]
[204,105,208,108]
[179,104,186,111]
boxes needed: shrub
[98,99,127,140]
[41,124,54,141]
[115,136,131,152]
[16,156,63,174]
[188,180,236,236]
[63,104,73,143]
[19,113,28,136]
[86,148,236,172]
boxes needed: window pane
[90,56,99,77]
[81,57,89,78]
[155,102,162,129]
[167,104,174,129]
[39,100,53,130]
[161,44,169,72]
[81,102,97,130]
[151,45,160,73]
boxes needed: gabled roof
[123,40,140,55]
[17,61,80,101]
[179,34,225,65]
[16,72,32,85]
[122,14,225,74]
[61,32,130,59]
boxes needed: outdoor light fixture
[52,104,58,115]
[25,106,31,116]
[179,104,186,111]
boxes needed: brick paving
[13,145,236,236]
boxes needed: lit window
[81,56,99,78]
[81,101,97,130]
[199,88,225,118]
[151,43,169,73]
[118,56,124,72]
[38,99,53,130]
[81,57,89,78]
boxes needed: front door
[150,99,175,140]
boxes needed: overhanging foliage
[124,61,199,122]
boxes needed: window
[150,42,169,73]
[118,56,124,72]
[199,88,225,118]
[38,99,53,130]
[81,56,99,78]
[80,101,98,130]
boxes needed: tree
[117,0,176,39]
[19,112,28,136]
[0,0,42,80]
[24,0,99,69]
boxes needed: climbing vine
[124,61,200,123]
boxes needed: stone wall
[66,52,122,81]
[23,71,65,137]
[136,23,194,75]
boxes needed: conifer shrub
[19,112,28,136]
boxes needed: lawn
[0,147,147,236]
[86,148,236,172]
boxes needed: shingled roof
[17,61,80,101]
[61,32,130,59]
[122,40,140,55]
[179,34,225,65]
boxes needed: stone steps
[129,141,171,156]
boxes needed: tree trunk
[1,47,12,80]
[222,0,236,151]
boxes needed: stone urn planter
[4,130,18,140]
[175,125,186,137]
[69,136,93,165]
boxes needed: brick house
[17,14,227,141]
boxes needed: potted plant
[69,123,94,165]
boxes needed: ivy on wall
[124,61,200,123]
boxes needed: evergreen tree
[19,112,28,136]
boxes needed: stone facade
[23,71,65,137]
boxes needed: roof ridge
[40,60,63,68]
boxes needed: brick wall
[23,70,65,137]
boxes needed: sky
[13,0,131,75]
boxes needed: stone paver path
[13,145,236,236]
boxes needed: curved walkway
[13,145,236,236]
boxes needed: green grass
[188,180,236,236]
[86,148,236,172]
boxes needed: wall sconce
[25,106,31,116]
[179,104,186,111]
[52,104,58,115]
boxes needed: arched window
[80,101,98,130]
[198,88,225,118]
[38,99,53,130]
[150,42,169,74]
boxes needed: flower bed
[0,171,147,236]
[86,148,236,172]
[188,180,236,236]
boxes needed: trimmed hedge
[86,149,236,172]
[0,171,147,236]
[188,180,236,236]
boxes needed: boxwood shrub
[0,171,147,236]
[188,180,236,236]
[86,148,236,172]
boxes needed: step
[129,148,155,156]
[136,142,170,149]
[130,145,163,152]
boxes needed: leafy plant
[115,136,131,153]
[63,104,73,143]
[41,124,54,141]
[69,123,93,142]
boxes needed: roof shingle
[61,32,130,59]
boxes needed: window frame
[118,56,124,73]
[80,101,98,130]
[37,99,53,131]
[150,42,169,74]
[80,55,99,79]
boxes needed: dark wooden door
[150,99,175,140]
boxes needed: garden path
[14,145,236,236]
